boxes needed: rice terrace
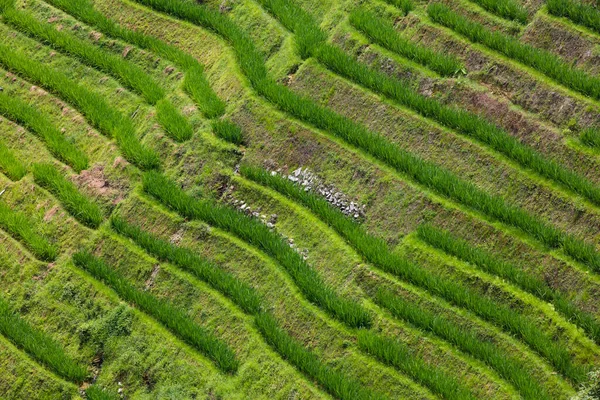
[1,0,600,397]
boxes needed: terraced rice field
[0,0,599,398]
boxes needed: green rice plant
[110,217,262,314]
[142,171,372,328]
[211,120,243,144]
[254,0,327,58]
[0,141,26,181]
[372,289,550,400]
[466,0,528,23]
[547,0,600,35]
[86,386,119,400]
[255,0,600,217]
[0,91,88,172]
[349,9,464,76]
[44,0,226,118]
[416,223,600,345]
[357,330,476,400]
[255,312,386,400]
[0,296,87,382]
[581,127,600,150]
[183,67,226,118]
[0,43,159,170]
[155,99,193,142]
[383,0,415,16]
[131,0,600,272]
[428,3,600,100]
[1,7,164,104]
[72,252,239,373]
[32,163,103,229]
[0,201,57,261]
[1,7,196,144]
[313,38,600,210]
[239,164,587,383]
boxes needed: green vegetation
[581,127,600,150]
[0,91,88,172]
[44,0,226,118]
[382,0,415,16]
[314,20,600,212]
[245,0,600,272]
[357,330,476,400]
[255,312,386,400]
[374,288,550,399]
[428,3,600,100]
[183,67,226,118]
[417,224,600,345]
[211,119,243,144]
[0,296,87,382]
[142,171,371,328]
[72,251,239,373]
[0,201,57,261]
[0,141,26,181]
[86,386,120,400]
[239,165,587,382]
[546,0,600,35]
[0,43,159,170]
[1,7,165,104]
[349,8,464,76]
[155,99,193,142]
[110,217,262,315]
[466,0,528,23]
[1,5,196,145]
[0,0,597,396]
[32,163,103,229]
[110,217,395,399]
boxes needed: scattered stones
[122,46,132,58]
[89,31,102,41]
[275,167,367,219]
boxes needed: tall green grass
[0,201,57,261]
[1,6,197,143]
[72,252,239,373]
[313,28,600,211]
[0,43,159,170]
[255,312,386,400]
[110,217,262,314]
[211,119,243,144]
[466,0,528,23]
[239,164,587,383]
[155,99,193,142]
[0,296,87,382]
[183,67,226,118]
[142,171,371,328]
[417,224,600,345]
[0,141,26,181]
[110,217,393,399]
[349,9,464,76]
[32,163,103,229]
[0,91,88,172]
[255,0,600,234]
[44,0,226,119]
[383,0,415,16]
[2,7,164,104]
[357,330,476,400]
[253,0,327,58]
[581,127,600,150]
[373,289,550,400]
[428,3,600,100]
[547,0,600,35]
[130,0,600,273]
